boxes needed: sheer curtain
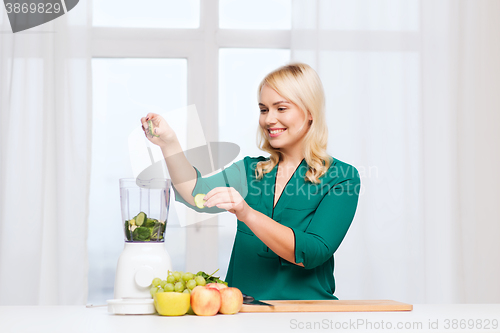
[0,3,92,304]
[291,0,500,304]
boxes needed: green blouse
[173,156,360,300]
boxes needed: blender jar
[119,178,171,242]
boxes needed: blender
[107,178,173,315]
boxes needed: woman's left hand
[203,187,253,221]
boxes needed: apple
[206,282,228,290]
[190,286,221,316]
[218,287,243,315]
[154,292,190,316]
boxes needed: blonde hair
[255,63,332,183]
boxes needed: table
[1,304,499,333]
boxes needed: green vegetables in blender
[124,211,166,242]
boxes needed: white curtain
[0,3,92,304]
[291,0,500,304]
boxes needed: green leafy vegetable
[133,226,151,241]
[144,218,156,228]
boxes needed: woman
[141,63,360,300]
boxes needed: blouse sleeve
[172,158,249,214]
[288,166,361,269]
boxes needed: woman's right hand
[140,113,176,147]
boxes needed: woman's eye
[278,108,287,111]
[260,109,268,113]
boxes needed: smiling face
[258,84,312,154]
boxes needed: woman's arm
[159,135,197,207]
[141,113,197,206]
[243,209,304,267]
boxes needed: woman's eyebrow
[258,100,290,107]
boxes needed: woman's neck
[279,152,304,169]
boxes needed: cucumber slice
[136,212,147,226]
[148,120,159,137]
[194,193,206,209]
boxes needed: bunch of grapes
[150,271,206,297]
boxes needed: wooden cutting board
[240,300,412,313]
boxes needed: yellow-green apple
[190,286,221,316]
[206,283,228,290]
[218,287,243,314]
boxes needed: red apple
[206,282,228,290]
[190,286,221,316]
[218,287,243,315]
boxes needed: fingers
[205,187,236,200]
[213,203,235,211]
[145,113,157,120]
[141,113,159,138]
[204,187,239,208]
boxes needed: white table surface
[1,304,499,333]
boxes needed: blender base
[107,298,156,315]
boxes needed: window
[92,0,200,28]
[89,1,291,303]
[318,0,419,31]
[219,0,291,30]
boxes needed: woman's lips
[269,128,286,138]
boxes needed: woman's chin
[269,142,286,150]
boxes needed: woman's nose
[265,110,277,125]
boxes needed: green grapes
[195,276,206,286]
[172,271,182,281]
[152,278,161,287]
[182,272,194,282]
[174,282,185,292]
[164,282,175,292]
[186,279,197,290]
[150,269,224,298]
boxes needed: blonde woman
[141,63,360,300]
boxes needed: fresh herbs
[196,269,228,286]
